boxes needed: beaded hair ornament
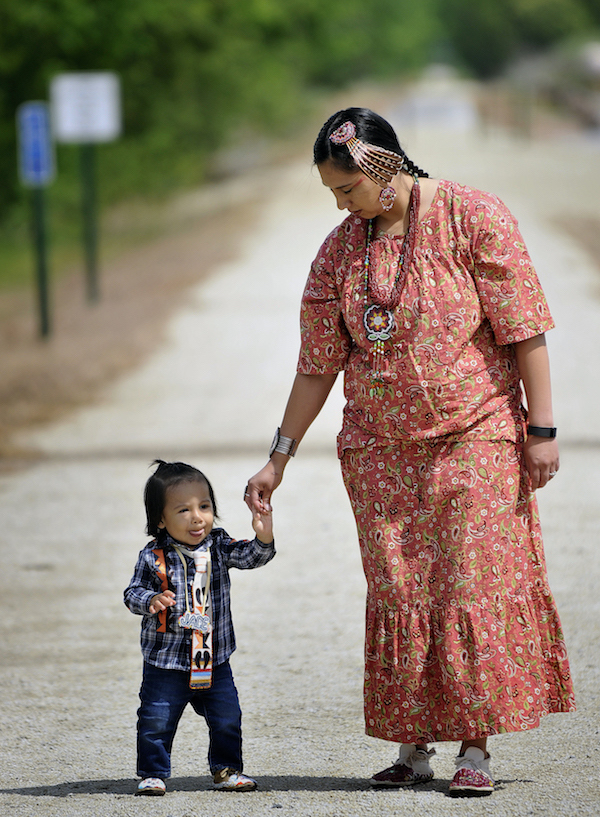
[329,120,405,210]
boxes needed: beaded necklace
[363,177,420,397]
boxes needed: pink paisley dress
[298,181,575,743]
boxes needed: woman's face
[318,159,383,219]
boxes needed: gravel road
[1,73,599,816]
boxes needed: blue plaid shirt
[124,528,275,670]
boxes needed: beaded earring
[379,186,396,211]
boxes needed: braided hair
[313,107,429,179]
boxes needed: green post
[32,186,51,338]
[80,142,99,302]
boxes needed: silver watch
[269,427,298,457]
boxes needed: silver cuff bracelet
[269,427,298,457]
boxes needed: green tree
[436,0,600,77]
[0,0,440,228]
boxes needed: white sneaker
[213,768,257,791]
[449,747,494,796]
[136,777,166,796]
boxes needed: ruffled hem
[365,702,576,743]
[363,587,575,743]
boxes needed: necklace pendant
[363,304,395,341]
[179,611,212,633]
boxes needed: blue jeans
[137,660,243,779]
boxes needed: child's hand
[149,590,176,614]
[252,507,273,544]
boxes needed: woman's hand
[245,456,286,514]
[523,436,559,490]
[244,372,339,514]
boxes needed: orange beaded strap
[152,547,170,633]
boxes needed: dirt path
[1,74,599,817]
[0,175,272,459]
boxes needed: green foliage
[509,0,592,46]
[2,0,600,289]
[436,0,600,77]
[435,0,518,77]
[0,0,440,228]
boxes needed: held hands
[244,456,286,515]
[149,590,176,614]
[244,456,287,542]
[524,436,559,490]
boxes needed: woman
[246,108,574,796]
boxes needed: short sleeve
[468,193,554,344]
[297,228,352,374]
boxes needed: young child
[124,459,274,796]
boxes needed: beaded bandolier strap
[173,545,213,689]
[153,544,213,689]
[152,548,170,633]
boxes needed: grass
[0,129,214,294]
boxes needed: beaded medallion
[363,177,420,397]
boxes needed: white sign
[50,71,121,143]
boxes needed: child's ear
[158,519,165,529]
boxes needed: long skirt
[340,439,575,743]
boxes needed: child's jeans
[137,660,243,779]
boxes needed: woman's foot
[449,747,494,796]
[369,745,435,787]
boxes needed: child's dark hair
[144,459,218,537]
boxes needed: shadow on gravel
[0,779,141,797]
[1,777,368,798]
[1,776,523,797]
[0,776,427,796]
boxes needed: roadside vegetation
[0,0,599,291]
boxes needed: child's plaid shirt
[124,529,275,670]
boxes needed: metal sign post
[50,72,121,303]
[79,142,98,302]
[16,101,56,338]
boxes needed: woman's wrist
[269,451,291,473]
[527,425,557,438]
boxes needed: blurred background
[1,0,600,455]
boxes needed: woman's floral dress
[298,181,575,742]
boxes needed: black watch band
[527,425,557,438]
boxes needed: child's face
[158,479,214,548]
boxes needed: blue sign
[17,101,55,187]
